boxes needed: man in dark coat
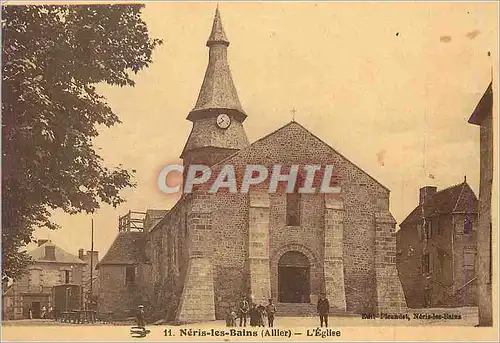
[238,297,250,327]
[136,305,145,328]
[249,303,260,327]
[257,304,266,327]
[317,293,330,327]
[266,298,277,327]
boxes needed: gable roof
[400,181,478,227]
[468,81,493,126]
[96,231,145,268]
[29,241,86,265]
[208,120,390,192]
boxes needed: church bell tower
[181,7,249,167]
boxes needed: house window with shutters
[64,270,70,284]
[30,269,41,287]
[437,249,446,276]
[463,250,475,272]
[422,253,431,274]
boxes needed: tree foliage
[2,4,162,281]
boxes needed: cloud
[466,30,481,39]
[440,35,452,43]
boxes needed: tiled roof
[208,121,390,192]
[400,181,478,227]
[146,209,169,220]
[468,81,492,125]
[188,7,246,119]
[96,231,145,268]
[207,6,229,46]
[29,241,86,265]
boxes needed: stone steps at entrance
[275,303,358,317]
[276,303,316,316]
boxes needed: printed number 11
[164,329,173,336]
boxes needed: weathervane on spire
[488,50,493,81]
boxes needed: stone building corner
[374,210,408,314]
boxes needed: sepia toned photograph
[1,1,498,341]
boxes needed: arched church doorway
[278,251,310,303]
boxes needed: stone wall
[202,122,397,314]
[478,112,493,326]
[374,210,407,314]
[396,223,425,308]
[269,192,324,302]
[248,192,271,305]
[343,184,378,312]
[323,194,347,311]
[211,193,249,318]
[98,265,135,318]
[175,195,216,323]
[451,213,478,307]
[168,122,404,321]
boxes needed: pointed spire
[207,5,229,47]
[188,7,246,121]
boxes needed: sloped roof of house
[29,241,86,264]
[96,231,145,268]
[146,209,169,220]
[400,181,478,227]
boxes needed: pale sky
[32,1,498,258]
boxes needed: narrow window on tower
[425,220,432,239]
[286,193,301,226]
[421,253,430,274]
[125,266,136,284]
[464,215,472,234]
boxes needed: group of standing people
[27,305,53,319]
[226,293,331,328]
[226,297,277,327]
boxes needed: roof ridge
[289,121,390,192]
[204,120,389,192]
[451,182,466,212]
[30,242,86,264]
[426,181,466,200]
[207,121,298,170]
[400,180,476,228]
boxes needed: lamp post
[65,287,70,312]
[90,218,94,310]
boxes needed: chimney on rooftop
[37,239,48,247]
[419,186,437,205]
[78,249,84,260]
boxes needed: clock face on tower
[216,113,231,129]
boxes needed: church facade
[97,8,407,323]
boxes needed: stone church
[97,8,407,323]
